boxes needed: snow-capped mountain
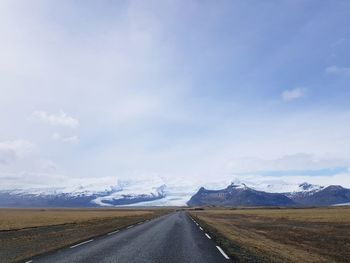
[285,182,324,199]
[0,177,167,207]
[0,175,201,207]
[187,182,350,207]
[1,175,349,207]
[187,183,295,206]
[287,184,350,206]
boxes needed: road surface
[27,211,231,263]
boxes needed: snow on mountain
[333,202,350,206]
[91,177,167,206]
[0,175,119,196]
[226,178,324,195]
[286,182,324,198]
[0,175,202,206]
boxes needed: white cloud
[325,65,350,76]
[0,140,35,165]
[37,159,58,173]
[33,111,79,128]
[52,132,79,144]
[225,153,350,173]
[281,87,305,101]
[0,0,350,195]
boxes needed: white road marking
[195,223,199,226]
[205,233,211,239]
[127,225,134,229]
[199,227,203,231]
[137,222,143,225]
[107,230,119,235]
[25,261,33,263]
[216,246,230,259]
[70,239,93,249]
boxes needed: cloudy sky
[1,0,350,189]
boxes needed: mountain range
[1,178,350,207]
[0,179,170,207]
[187,182,350,207]
[0,186,167,207]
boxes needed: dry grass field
[0,208,172,262]
[189,207,350,263]
[0,208,154,230]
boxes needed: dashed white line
[199,227,203,231]
[25,260,33,263]
[216,246,230,259]
[205,233,211,239]
[70,239,93,249]
[107,230,119,235]
[127,225,134,229]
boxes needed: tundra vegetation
[189,206,350,263]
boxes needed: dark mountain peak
[198,187,207,193]
[299,182,314,190]
[227,182,237,189]
[227,182,248,190]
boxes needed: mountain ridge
[1,180,350,207]
[187,182,350,207]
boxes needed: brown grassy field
[189,207,350,263]
[0,208,172,262]
[0,208,155,230]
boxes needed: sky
[1,0,350,190]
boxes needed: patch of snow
[332,202,350,206]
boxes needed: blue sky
[0,0,350,188]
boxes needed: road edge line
[216,246,230,259]
[107,230,119,235]
[70,239,94,249]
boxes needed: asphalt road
[27,211,231,263]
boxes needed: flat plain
[0,208,172,262]
[190,207,350,263]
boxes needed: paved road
[28,211,231,263]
